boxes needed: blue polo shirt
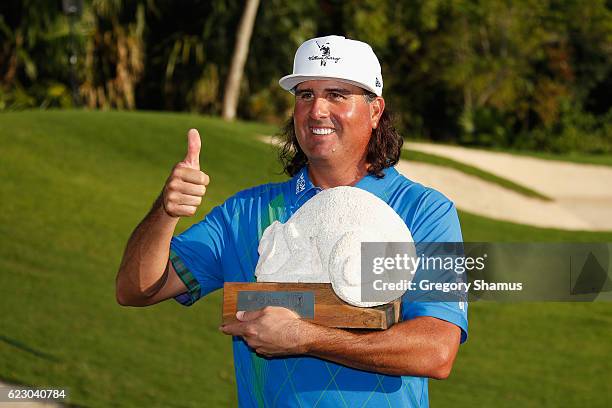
[170,166,468,408]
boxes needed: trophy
[222,187,415,329]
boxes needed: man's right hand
[162,129,210,217]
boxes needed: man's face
[293,80,383,166]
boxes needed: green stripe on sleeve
[169,250,201,306]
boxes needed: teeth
[311,128,334,135]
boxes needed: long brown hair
[278,99,403,178]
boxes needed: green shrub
[514,106,612,154]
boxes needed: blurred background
[0,0,611,407]
[1,0,611,151]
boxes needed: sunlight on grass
[1,111,610,407]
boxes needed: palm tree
[222,0,260,120]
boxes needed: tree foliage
[1,0,610,153]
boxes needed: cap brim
[279,74,380,96]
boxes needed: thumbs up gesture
[162,129,210,217]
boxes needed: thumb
[236,309,264,322]
[183,128,201,169]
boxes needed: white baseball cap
[279,35,384,96]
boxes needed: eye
[328,92,345,100]
[297,91,313,101]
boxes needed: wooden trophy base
[222,282,401,329]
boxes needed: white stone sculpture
[255,186,415,307]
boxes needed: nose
[309,96,330,120]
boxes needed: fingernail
[236,311,244,320]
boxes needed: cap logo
[375,77,381,87]
[308,41,341,66]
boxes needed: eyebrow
[294,88,313,96]
[295,87,353,95]
[325,88,351,95]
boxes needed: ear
[370,97,385,129]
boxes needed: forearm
[302,317,460,379]
[116,194,179,304]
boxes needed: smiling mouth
[310,127,335,135]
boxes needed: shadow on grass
[0,335,59,362]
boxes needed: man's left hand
[220,306,312,357]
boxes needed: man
[116,35,467,407]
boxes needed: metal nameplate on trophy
[222,282,401,329]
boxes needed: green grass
[1,110,611,407]
[401,150,552,201]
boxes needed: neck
[307,158,370,189]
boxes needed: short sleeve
[170,204,229,306]
[403,189,469,343]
